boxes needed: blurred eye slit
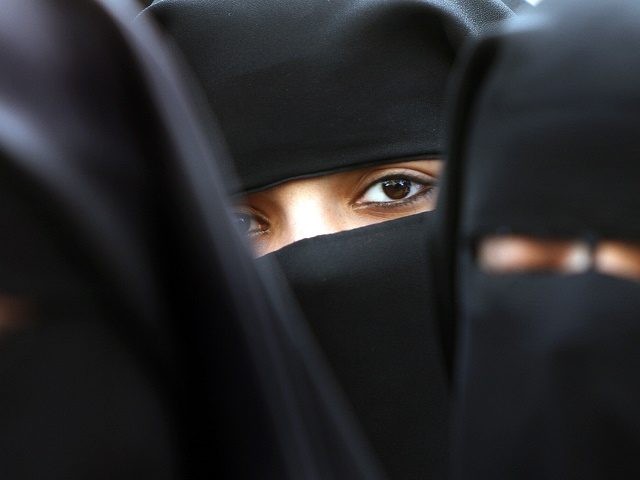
[478,235,640,282]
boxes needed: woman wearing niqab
[140,1,514,478]
[436,0,640,477]
[0,0,384,478]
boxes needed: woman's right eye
[234,211,265,236]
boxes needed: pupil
[382,179,411,200]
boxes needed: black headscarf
[141,0,513,192]
[438,0,640,477]
[0,0,385,478]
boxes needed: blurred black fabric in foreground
[0,0,384,478]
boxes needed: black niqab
[262,213,448,479]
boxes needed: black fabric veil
[262,212,446,479]
[436,0,640,477]
[0,0,384,478]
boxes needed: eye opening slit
[475,233,640,281]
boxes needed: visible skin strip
[234,159,442,257]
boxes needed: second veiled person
[437,0,640,477]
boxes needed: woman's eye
[360,178,429,203]
[234,212,264,236]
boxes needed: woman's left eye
[359,177,429,203]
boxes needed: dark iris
[235,213,253,234]
[382,179,411,200]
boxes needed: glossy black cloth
[437,0,640,477]
[0,0,384,478]
[261,212,448,479]
[141,0,513,192]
